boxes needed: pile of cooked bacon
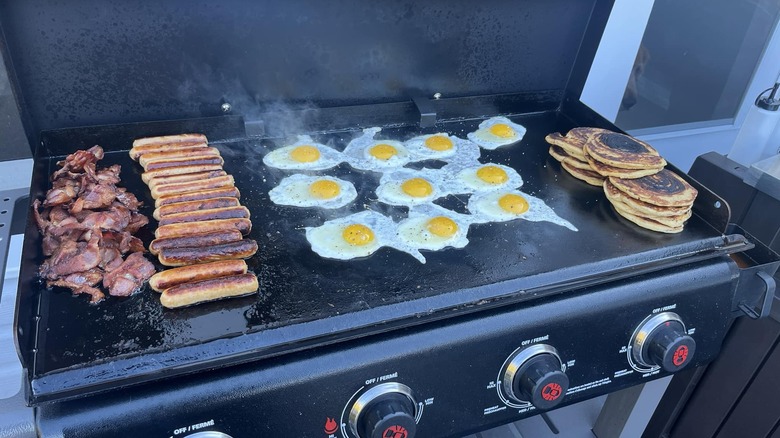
[33,145,155,303]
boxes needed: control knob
[183,433,232,438]
[631,312,696,372]
[503,344,569,410]
[349,382,417,438]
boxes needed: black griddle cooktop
[17,108,749,404]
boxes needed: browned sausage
[155,218,252,238]
[139,147,221,167]
[149,229,244,255]
[133,133,207,148]
[157,206,249,226]
[148,170,227,191]
[158,239,258,266]
[153,197,240,220]
[130,139,208,160]
[149,259,248,292]
[155,186,241,208]
[144,155,225,171]
[151,175,235,199]
[160,273,258,308]
[141,164,224,183]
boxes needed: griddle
[15,103,750,404]
[3,0,755,406]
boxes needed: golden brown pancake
[548,145,569,162]
[603,180,691,217]
[609,170,697,207]
[561,160,605,186]
[613,206,684,234]
[562,155,593,171]
[586,153,663,179]
[610,198,692,228]
[545,132,588,161]
[558,127,614,146]
[584,132,666,170]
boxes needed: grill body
[38,258,738,438]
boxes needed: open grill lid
[3,0,748,405]
[1,0,612,143]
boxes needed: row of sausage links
[131,134,259,308]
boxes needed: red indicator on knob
[383,425,409,438]
[541,382,563,401]
[672,345,689,367]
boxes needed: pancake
[584,132,666,170]
[613,206,684,234]
[603,180,691,217]
[545,132,588,161]
[548,145,569,162]
[559,127,614,146]
[609,170,698,207]
[586,154,663,179]
[562,154,593,171]
[610,198,692,228]
[561,160,605,186]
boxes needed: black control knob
[503,345,569,410]
[350,383,417,438]
[632,312,696,372]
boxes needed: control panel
[38,259,736,438]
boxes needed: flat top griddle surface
[23,111,729,401]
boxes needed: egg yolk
[342,224,375,246]
[498,193,529,215]
[290,145,320,163]
[476,165,509,184]
[309,180,341,199]
[401,178,434,198]
[369,144,397,161]
[426,216,458,238]
[424,135,454,151]
[489,123,515,138]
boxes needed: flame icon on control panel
[325,417,338,434]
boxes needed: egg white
[305,211,424,262]
[404,133,481,163]
[269,174,357,209]
[468,190,578,231]
[342,127,412,171]
[397,204,472,252]
[449,163,524,193]
[263,135,343,170]
[375,168,448,207]
[467,116,527,150]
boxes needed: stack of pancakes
[604,170,697,233]
[546,128,667,185]
[546,128,697,233]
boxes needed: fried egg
[397,204,472,253]
[468,190,577,230]
[263,135,343,170]
[342,127,412,171]
[269,174,357,209]
[305,211,424,262]
[451,164,524,193]
[404,133,480,162]
[375,169,447,206]
[467,116,527,149]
